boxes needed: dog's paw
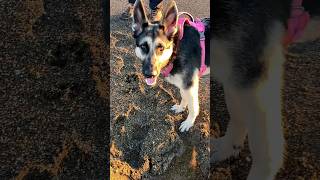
[170,104,185,114]
[179,119,194,132]
[210,136,242,163]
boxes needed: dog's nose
[144,69,157,78]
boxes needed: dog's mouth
[145,76,157,86]
[144,63,170,86]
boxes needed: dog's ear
[132,0,148,36]
[163,1,178,38]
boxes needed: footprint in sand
[111,31,134,49]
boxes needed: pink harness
[161,14,207,77]
[283,0,310,46]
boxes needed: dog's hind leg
[211,85,248,162]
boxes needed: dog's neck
[161,33,180,77]
[170,34,180,62]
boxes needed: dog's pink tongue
[145,77,156,86]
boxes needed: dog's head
[132,0,178,86]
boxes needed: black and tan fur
[132,0,210,132]
[212,0,320,179]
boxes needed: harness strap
[161,14,207,77]
[178,17,207,76]
[283,0,310,46]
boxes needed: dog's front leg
[171,88,188,113]
[245,85,284,180]
[245,22,285,180]
[211,85,248,162]
[179,76,199,132]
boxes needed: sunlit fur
[134,26,175,76]
[132,0,210,133]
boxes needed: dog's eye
[140,44,148,53]
[157,44,164,52]
[158,25,165,30]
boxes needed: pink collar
[161,62,173,77]
[161,16,207,77]
[283,0,310,46]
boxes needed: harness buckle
[199,31,205,40]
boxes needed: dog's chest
[164,73,184,89]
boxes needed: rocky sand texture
[1,0,109,179]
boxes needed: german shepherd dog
[132,0,320,179]
[132,0,210,132]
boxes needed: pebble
[15,70,21,75]
[246,157,251,162]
